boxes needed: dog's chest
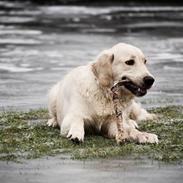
[93,91,128,113]
[94,99,114,117]
[83,82,131,121]
[90,94,131,124]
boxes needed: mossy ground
[0,106,183,163]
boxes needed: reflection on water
[0,1,183,110]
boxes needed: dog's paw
[137,132,158,144]
[67,127,84,144]
[115,132,126,145]
[47,118,58,127]
[129,129,158,144]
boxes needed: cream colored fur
[47,43,158,144]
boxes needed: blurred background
[0,0,183,110]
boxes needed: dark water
[0,1,183,110]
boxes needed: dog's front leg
[123,114,158,144]
[105,117,158,144]
[61,114,85,144]
[126,128,158,144]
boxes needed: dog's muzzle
[113,76,154,97]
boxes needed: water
[0,157,183,183]
[0,1,183,110]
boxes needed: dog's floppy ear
[92,50,114,88]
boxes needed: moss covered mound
[0,106,183,162]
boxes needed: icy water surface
[0,1,183,110]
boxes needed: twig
[111,80,128,144]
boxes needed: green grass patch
[0,106,183,162]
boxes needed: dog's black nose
[143,76,155,88]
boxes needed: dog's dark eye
[125,59,135,65]
[144,59,147,64]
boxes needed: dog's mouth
[123,80,147,97]
[112,77,147,97]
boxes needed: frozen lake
[0,1,183,110]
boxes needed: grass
[0,106,183,163]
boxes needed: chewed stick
[111,80,128,144]
[111,80,129,93]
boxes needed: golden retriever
[47,43,158,144]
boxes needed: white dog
[47,43,158,144]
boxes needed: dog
[47,43,158,144]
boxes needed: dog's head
[92,43,155,97]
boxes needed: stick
[111,80,128,144]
